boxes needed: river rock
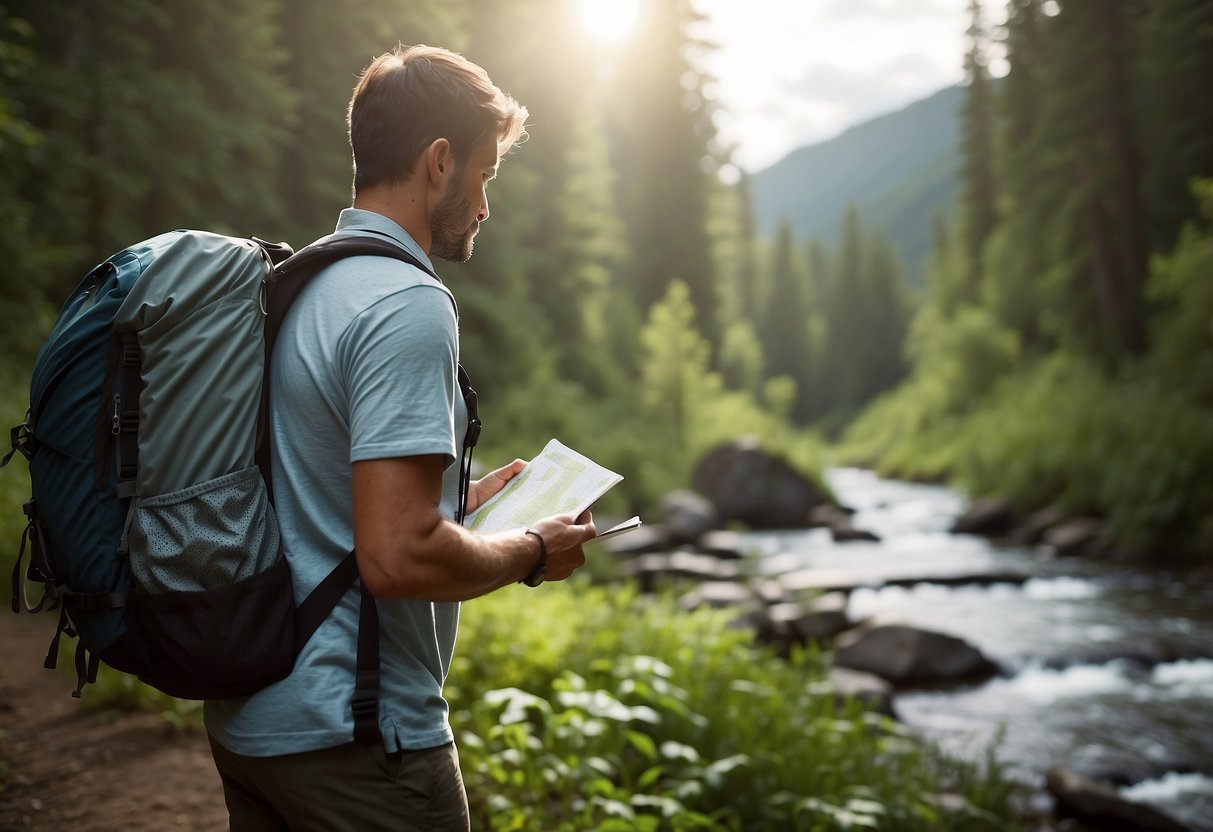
[1006,504,1067,547]
[691,438,830,529]
[808,504,854,528]
[950,498,1016,537]
[661,490,718,546]
[826,666,896,718]
[679,580,755,611]
[1045,765,1189,832]
[622,552,742,593]
[766,593,852,644]
[1045,518,1104,556]
[698,529,748,559]
[830,524,882,543]
[833,625,998,686]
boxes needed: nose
[477,191,489,223]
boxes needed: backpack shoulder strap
[264,234,441,357]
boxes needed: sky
[690,0,1005,174]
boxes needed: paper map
[464,439,624,534]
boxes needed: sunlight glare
[579,0,640,43]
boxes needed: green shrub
[449,583,1022,831]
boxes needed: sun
[579,0,640,43]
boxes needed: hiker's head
[347,45,528,198]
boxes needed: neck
[352,186,432,254]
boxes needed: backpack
[4,229,480,744]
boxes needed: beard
[429,185,478,263]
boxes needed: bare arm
[352,455,595,601]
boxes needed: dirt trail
[0,611,228,831]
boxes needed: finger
[495,458,527,482]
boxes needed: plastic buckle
[465,418,482,449]
[350,692,378,722]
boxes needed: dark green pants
[208,735,471,832]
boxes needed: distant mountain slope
[750,85,964,287]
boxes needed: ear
[424,138,453,187]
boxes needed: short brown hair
[347,45,528,194]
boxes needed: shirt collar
[333,208,437,274]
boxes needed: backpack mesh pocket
[128,466,280,593]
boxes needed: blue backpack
[4,230,480,744]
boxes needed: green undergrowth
[446,583,1022,831]
[840,353,1213,558]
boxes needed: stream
[742,468,1213,829]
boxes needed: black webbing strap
[456,366,480,525]
[58,588,127,612]
[293,550,358,654]
[116,332,141,484]
[351,582,381,745]
[44,607,73,670]
[291,551,381,744]
[72,642,100,698]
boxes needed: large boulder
[692,438,830,529]
[1046,766,1189,832]
[661,490,718,546]
[833,625,998,686]
[766,594,853,644]
[1045,518,1105,556]
[826,666,897,718]
[949,498,1016,537]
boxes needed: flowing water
[742,468,1213,829]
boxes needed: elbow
[354,519,446,600]
[356,543,430,600]
[355,550,403,599]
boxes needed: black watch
[521,528,548,587]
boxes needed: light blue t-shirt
[205,209,468,756]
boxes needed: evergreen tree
[1137,0,1213,253]
[1032,0,1150,362]
[759,219,814,422]
[983,0,1049,350]
[8,0,294,286]
[820,206,868,413]
[606,0,721,349]
[960,0,999,293]
[640,280,714,452]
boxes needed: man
[204,45,595,830]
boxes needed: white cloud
[693,0,976,171]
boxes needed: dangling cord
[457,443,476,526]
[456,369,481,526]
[44,607,74,670]
[10,519,30,614]
[72,642,99,698]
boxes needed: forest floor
[0,610,228,831]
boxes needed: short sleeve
[337,284,459,466]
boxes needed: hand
[528,510,596,582]
[465,458,527,515]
